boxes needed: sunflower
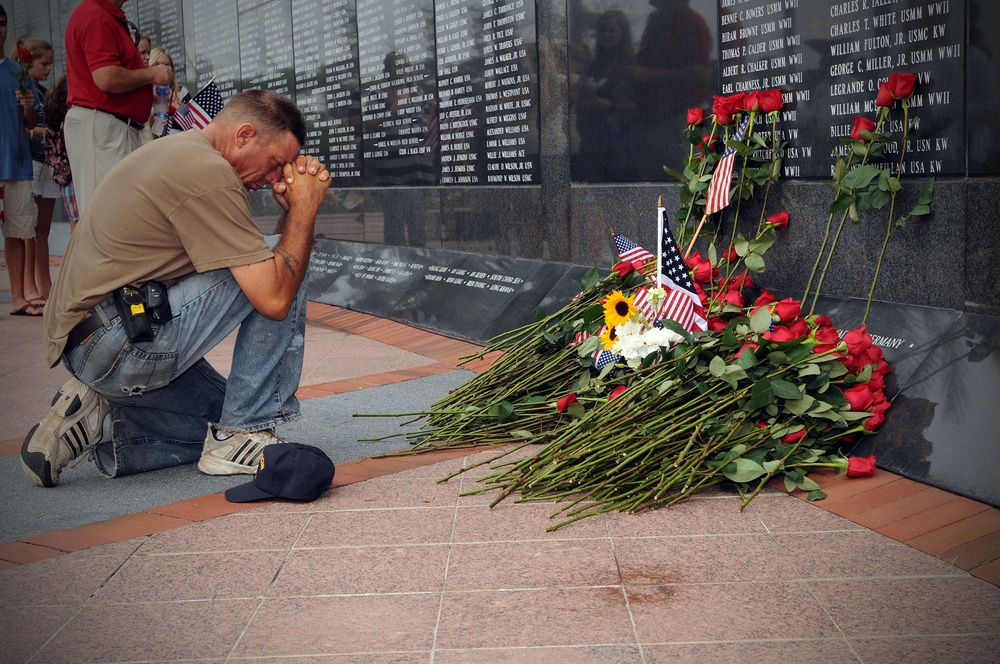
[602,290,635,328]
[599,324,619,350]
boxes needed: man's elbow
[254,299,292,321]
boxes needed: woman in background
[575,11,637,181]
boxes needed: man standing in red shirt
[63,0,174,215]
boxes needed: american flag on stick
[704,114,751,215]
[173,79,224,131]
[658,206,707,332]
[613,232,654,265]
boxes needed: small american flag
[704,114,751,215]
[613,233,654,265]
[173,80,224,131]
[659,217,707,332]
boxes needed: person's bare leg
[6,238,41,315]
[23,237,42,303]
[33,195,54,299]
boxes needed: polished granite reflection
[307,238,590,343]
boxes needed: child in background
[42,76,79,229]
[23,37,55,304]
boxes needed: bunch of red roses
[683,246,891,436]
[668,88,789,263]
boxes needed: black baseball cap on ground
[224,443,335,503]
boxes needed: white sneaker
[197,425,282,475]
[21,376,110,487]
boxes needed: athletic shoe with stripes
[21,376,110,487]
[197,425,281,476]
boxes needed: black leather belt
[66,298,119,348]
[78,105,144,131]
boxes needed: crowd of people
[3,0,335,496]
[2,2,183,316]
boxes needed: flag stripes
[704,115,751,215]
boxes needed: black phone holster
[112,281,173,343]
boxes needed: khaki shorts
[64,106,142,217]
[0,179,37,239]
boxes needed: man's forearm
[92,65,153,94]
[269,206,316,296]
[272,208,291,235]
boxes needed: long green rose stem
[807,208,852,316]
[863,102,911,325]
[806,111,887,314]
[752,111,782,238]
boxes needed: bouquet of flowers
[366,76,932,530]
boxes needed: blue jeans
[63,268,306,477]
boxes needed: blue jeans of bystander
[62,267,306,477]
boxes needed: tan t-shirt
[45,130,274,366]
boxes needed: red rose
[712,93,742,125]
[781,428,807,444]
[687,107,705,125]
[754,289,777,307]
[812,314,833,328]
[698,136,713,162]
[767,211,789,231]
[722,273,753,292]
[758,88,784,113]
[685,251,716,283]
[771,297,802,323]
[708,316,728,332]
[811,326,841,354]
[863,411,886,432]
[742,90,760,112]
[871,394,891,415]
[846,455,877,477]
[843,326,873,356]
[865,346,882,364]
[876,81,895,108]
[844,384,875,411]
[693,281,708,304]
[612,260,635,277]
[716,289,744,307]
[850,116,876,141]
[736,342,758,358]
[764,321,807,342]
[727,91,747,112]
[888,72,918,100]
[867,370,885,392]
[556,393,578,413]
[722,245,738,263]
[787,319,809,339]
[609,385,627,401]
